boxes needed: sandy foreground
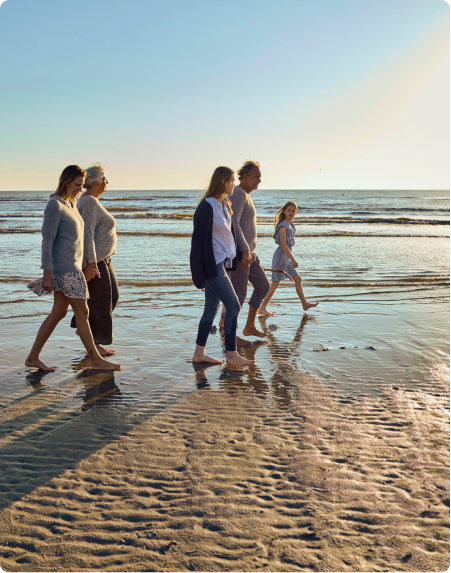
[0,368,449,573]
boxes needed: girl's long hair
[51,165,87,205]
[273,201,298,239]
[200,166,234,215]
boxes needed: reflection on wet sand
[76,370,121,411]
[191,314,317,408]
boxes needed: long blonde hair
[51,165,87,206]
[200,166,234,215]
[273,201,298,239]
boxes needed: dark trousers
[71,257,119,345]
[221,252,270,317]
[196,260,241,352]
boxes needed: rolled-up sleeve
[40,200,61,270]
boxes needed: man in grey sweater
[220,160,269,339]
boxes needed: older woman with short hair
[70,162,119,356]
[26,165,121,372]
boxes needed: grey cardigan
[77,194,117,267]
[41,196,84,274]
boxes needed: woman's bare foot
[258,308,275,316]
[226,351,255,367]
[242,325,268,338]
[90,357,121,371]
[302,301,319,311]
[25,357,56,372]
[193,353,222,364]
[96,344,116,356]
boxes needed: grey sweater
[41,196,84,274]
[230,185,257,254]
[77,194,117,267]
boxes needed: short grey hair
[238,160,260,180]
[84,162,105,188]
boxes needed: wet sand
[0,366,449,572]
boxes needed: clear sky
[0,0,449,190]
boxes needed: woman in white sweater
[70,163,119,356]
[26,165,121,372]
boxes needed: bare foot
[242,326,268,338]
[96,344,116,356]
[25,357,56,372]
[302,301,319,311]
[90,358,121,371]
[258,308,275,316]
[193,353,223,364]
[218,317,224,328]
[226,352,255,367]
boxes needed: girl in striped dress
[258,201,318,316]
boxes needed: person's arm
[279,226,298,268]
[40,200,61,292]
[79,199,100,281]
[230,190,250,267]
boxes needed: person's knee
[52,307,68,321]
[230,298,241,317]
[294,275,302,285]
[74,304,89,321]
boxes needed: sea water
[0,189,448,409]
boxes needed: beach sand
[0,367,449,572]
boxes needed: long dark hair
[200,166,234,215]
[51,165,86,206]
[273,201,298,239]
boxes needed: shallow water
[0,189,448,414]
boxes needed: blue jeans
[196,260,240,352]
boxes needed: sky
[0,0,449,190]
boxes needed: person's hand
[291,258,299,269]
[84,262,100,281]
[42,270,52,293]
[240,250,251,268]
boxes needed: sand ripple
[0,371,449,572]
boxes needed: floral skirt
[27,271,89,299]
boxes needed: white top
[205,197,236,267]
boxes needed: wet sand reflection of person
[258,313,316,408]
[77,370,120,411]
[192,315,315,408]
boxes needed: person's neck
[284,217,293,225]
[62,194,73,205]
[215,194,225,204]
[240,182,252,194]
[86,188,102,199]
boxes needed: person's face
[284,204,297,219]
[65,176,85,199]
[224,175,235,196]
[98,174,108,194]
[244,166,261,191]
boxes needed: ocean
[0,188,449,410]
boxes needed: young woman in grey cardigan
[70,163,119,356]
[26,165,121,372]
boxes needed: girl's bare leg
[258,281,279,316]
[293,275,318,311]
[70,298,121,371]
[25,292,70,371]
